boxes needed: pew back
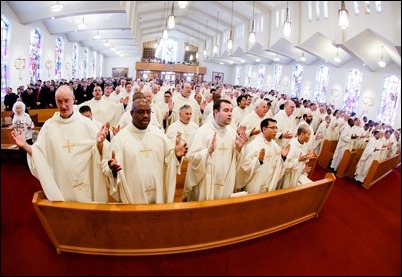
[318,140,338,169]
[363,154,400,190]
[28,109,57,125]
[32,173,336,256]
[336,149,364,178]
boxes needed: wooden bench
[32,173,336,256]
[336,149,364,178]
[318,140,338,169]
[28,109,57,125]
[362,154,400,190]
[1,128,18,151]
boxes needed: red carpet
[1,154,401,276]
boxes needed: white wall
[1,2,401,128]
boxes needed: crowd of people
[6,76,401,204]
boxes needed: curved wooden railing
[32,173,336,256]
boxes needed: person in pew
[11,85,110,203]
[329,117,356,172]
[354,131,382,184]
[278,124,317,189]
[182,99,247,201]
[235,118,290,194]
[104,98,188,204]
[165,104,199,148]
[11,101,34,168]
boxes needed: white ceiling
[6,1,401,73]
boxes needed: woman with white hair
[11,100,34,168]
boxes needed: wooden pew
[32,173,336,256]
[318,140,338,169]
[362,154,400,190]
[28,109,57,125]
[1,128,19,150]
[1,111,13,126]
[336,149,364,178]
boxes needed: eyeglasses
[266,126,278,130]
[133,109,152,115]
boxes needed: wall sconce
[338,1,349,30]
[93,30,101,40]
[249,1,256,43]
[168,1,175,29]
[333,47,341,63]
[283,1,291,37]
[299,52,306,62]
[378,45,386,68]
[14,57,26,80]
[45,59,54,77]
[77,16,87,30]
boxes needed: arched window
[245,65,252,87]
[83,48,88,79]
[273,64,282,92]
[376,75,401,126]
[235,65,241,86]
[1,17,10,97]
[291,64,303,98]
[258,64,265,89]
[29,28,41,83]
[314,65,329,103]
[343,68,362,113]
[92,52,96,78]
[72,43,78,79]
[55,37,63,80]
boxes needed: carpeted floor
[1,153,401,276]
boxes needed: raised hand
[281,143,290,157]
[112,124,121,136]
[108,150,122,172]
[11,126,26,147]
[235,131,247,152]
[174,132,188,158]
[97,123,109,143]
[259,148,265,163]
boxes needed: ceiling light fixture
[274,55,280,62]
[162,2,169,40]
[178,1,188,9]
[378,45,386,67]
[168,1,175,29]
[77,16,87,30]
[51,1,64,13]
[203,20,208,56]
[196,27,200,59]
[283,1,291,37]
[213,11,219,54]
[249,1,256,43]
[227,1,234,50]
[93,30,101,40]
[299,52,306,62]
[333,47,341,63]
[338,1,349,30]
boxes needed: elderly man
[12,85,110,203]
[273,99,297,147]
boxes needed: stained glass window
[376,75,401,126]
[235,65,241,86]
[314,65,329,103]
[245,65,252,87]
[29,28,41,83]
[258,64,265,89]
[1,18,9,97]
[155,39,177,63]
[273,64,282,91]
[55,37,63,80]
[343,68,362,113]
[291,64,303,98]
[92,52,96,78]
[83,48,88,79]
[72,43,78,79]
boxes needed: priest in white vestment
[273,100,297,147]
[330,118,356,171]
[236,118,289,193]
[11,85,110,203]
[230,95,249,129]
[171,82,202,126]
[354,131,382,183]
[183,99,247,201]
[279,124,316,189]
[104,99,187,204]
[238,99,269,143]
